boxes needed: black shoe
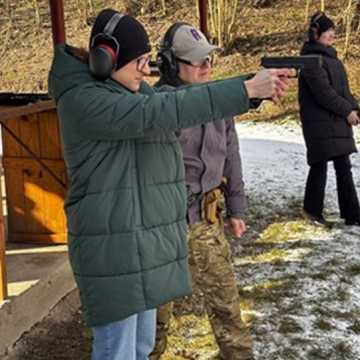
[302,209,327,226]
[345,218,360,226]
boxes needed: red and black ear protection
[89,12,125,80]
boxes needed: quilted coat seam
[73,255,188,278]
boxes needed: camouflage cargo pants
[150,219,253,360]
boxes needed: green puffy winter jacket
[48,44,250,327]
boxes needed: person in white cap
[150,23,254,360]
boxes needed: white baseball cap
[171,25,220,62]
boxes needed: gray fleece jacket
[179,119,247,224]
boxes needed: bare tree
[304,0,326,21]
[0,0,12,60]
[75,0,92,27]
[126,0,164,16]
[320,0,325,11]
[343,0,355,59]
[352,0,360,31]
[305,0,312,24]
[88,0,95,14]
[253,0,277,7]
[2,0,11,19]
[208,0,239,48]
[160,0,166,14]
[82,0,95,20]
[32,0,41,28]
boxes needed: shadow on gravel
[5,290,91,360]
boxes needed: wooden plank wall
[2,109,67,244]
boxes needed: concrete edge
[0,259,76,357]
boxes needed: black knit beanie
[90,9,151,70]
[310,12,335,35]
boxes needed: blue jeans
[91,309,156,360]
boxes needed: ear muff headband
[89,12,125,80]
[104,12,124,36]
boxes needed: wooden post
[49,0,66,46]
[199,0,208,38]
[0,167,7,301]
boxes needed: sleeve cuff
[225,195,247,218]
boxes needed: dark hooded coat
[298,42,358,165]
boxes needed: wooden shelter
[0,94,68,301]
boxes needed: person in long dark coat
[298,11,360,226]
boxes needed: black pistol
[261,55,323,77]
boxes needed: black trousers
[304,154,360,221]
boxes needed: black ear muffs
[310,11,324,34]
[157,47,177,80]
[89,43,117,80]
[308,11,325,42]
[311,11,325,27]
[157,22,190,80]
[89,12,125,80]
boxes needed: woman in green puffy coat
[48,8,290,360]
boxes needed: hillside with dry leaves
[1,0,360,117]
[2,2,360,360]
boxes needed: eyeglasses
[176,55,214,68]
[135,55,151,72]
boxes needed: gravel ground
[4,121,360,360]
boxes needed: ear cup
[89,12,124,80]
[157,22,189,80]
[89,44,117,80]
[157,48,178,79]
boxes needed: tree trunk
[217,0,223,48]
[320,0,325,11]
[3,0,12,21]
[32,0,41,28]
[343,0,353,60]
[161,0,166,14]
[227,0,239,44]
[353,0,360,31]
[0,0,13,59]
[88,0,95,14]
[75,0,88,27]
[208,0,216,38]
[305,0,311,24]
[208,0,241,48]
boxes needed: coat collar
[301,41,337,59]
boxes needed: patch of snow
[235,121,360,360]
